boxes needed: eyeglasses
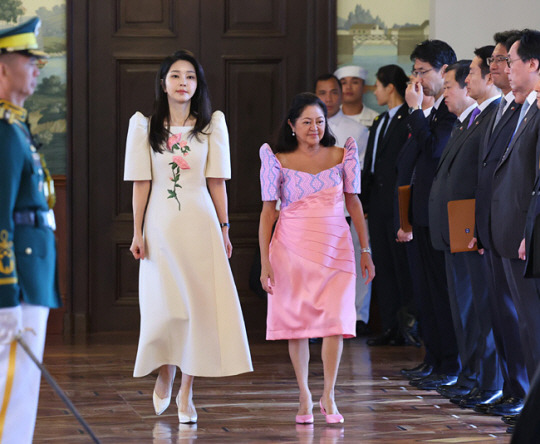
[412,68,433,78]
[487,55,508,65]
[506,57,522,68]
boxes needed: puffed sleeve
[259,143,281,201]
[205,111,231,179]
[343,137,361,194]
[124,112,152,181]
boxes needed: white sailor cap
[334,65,368,80]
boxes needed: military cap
[334,65,368,81]
[0,17,47,58]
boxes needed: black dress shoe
[459,389,503,409]
[436,383,472,399]
[356,321,371,336]
[409,374,432,387]
[416,374,458,391]
[475,396,524,416]
[367,328,401,346]
[501,414,519,425]
[401,362,433,379]
[473,394,505,413]
[450,386,480,405]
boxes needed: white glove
[0,307,22,345]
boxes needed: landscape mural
[0,0,66,175]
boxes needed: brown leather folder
[398,185,412,232]
[447,199,478,253]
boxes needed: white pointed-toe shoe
[153,389,172,415]
[176,393,198,423]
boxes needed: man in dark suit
[429,50,503,407]
[360,65,414,346]
[488,29,540,417]
[468,31,528,420]
[0,18,61,443]
[512,67,540,442]
[404,40,460,390]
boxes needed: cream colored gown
[124,111,252,377]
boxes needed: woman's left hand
[222,229,233,258]
[361,252,375,284]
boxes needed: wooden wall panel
[116,59,160,216]
[224,58,285,214]
[115,0,175,37]
[224,0,285,36]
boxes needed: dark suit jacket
[475,100,521,250]
[491,102,540,259]
[524,176,540,276]
[429,100,499,251]
[362,103,409,216]
[408,101,457,227]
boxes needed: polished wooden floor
[34,332,511,443]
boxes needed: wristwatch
[408,106,421,114]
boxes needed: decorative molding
[224,0,286,37]
[115,0,176,37]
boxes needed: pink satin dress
[259,137,360,340]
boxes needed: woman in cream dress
[124,50,252,423]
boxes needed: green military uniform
[0,99,60,308]
[0,17,61,443]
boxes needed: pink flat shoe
[295,414,314,424]
[319,399,344,424]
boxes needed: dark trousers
[502,257,540,379]
[413,225,460,374]
[368,212,414,331]
[445,251,501,390]
[405,236,435,366]
[485,250,528,398]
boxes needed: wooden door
[69,0,336,333]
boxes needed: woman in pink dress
[258,92,375,424]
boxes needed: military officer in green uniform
[0,17,61,443]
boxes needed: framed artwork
[337,0,429,112]
[0,0,66,175]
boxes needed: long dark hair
[275,92,336,153]
[375,65,409,99]
[149,50,212,153]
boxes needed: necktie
[428,107,436,123]
[511,99,531,139]
[492,97,507,132]
[467,107,481,129]
[370,113,389,173]
[450,118,461,138]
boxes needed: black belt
[13,210,56,230]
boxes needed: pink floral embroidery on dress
[167,133,191,210]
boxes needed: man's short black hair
[410,39,457,70]
[516,29,540,69]
[314,73,341,92]
[445,60,472,88]
[493,30,522,51]
[474,46,495,78]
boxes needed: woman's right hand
[396,228,413,243]
[260,260,275,294]
[130,233,145,260]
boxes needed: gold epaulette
[0,100,27,125]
